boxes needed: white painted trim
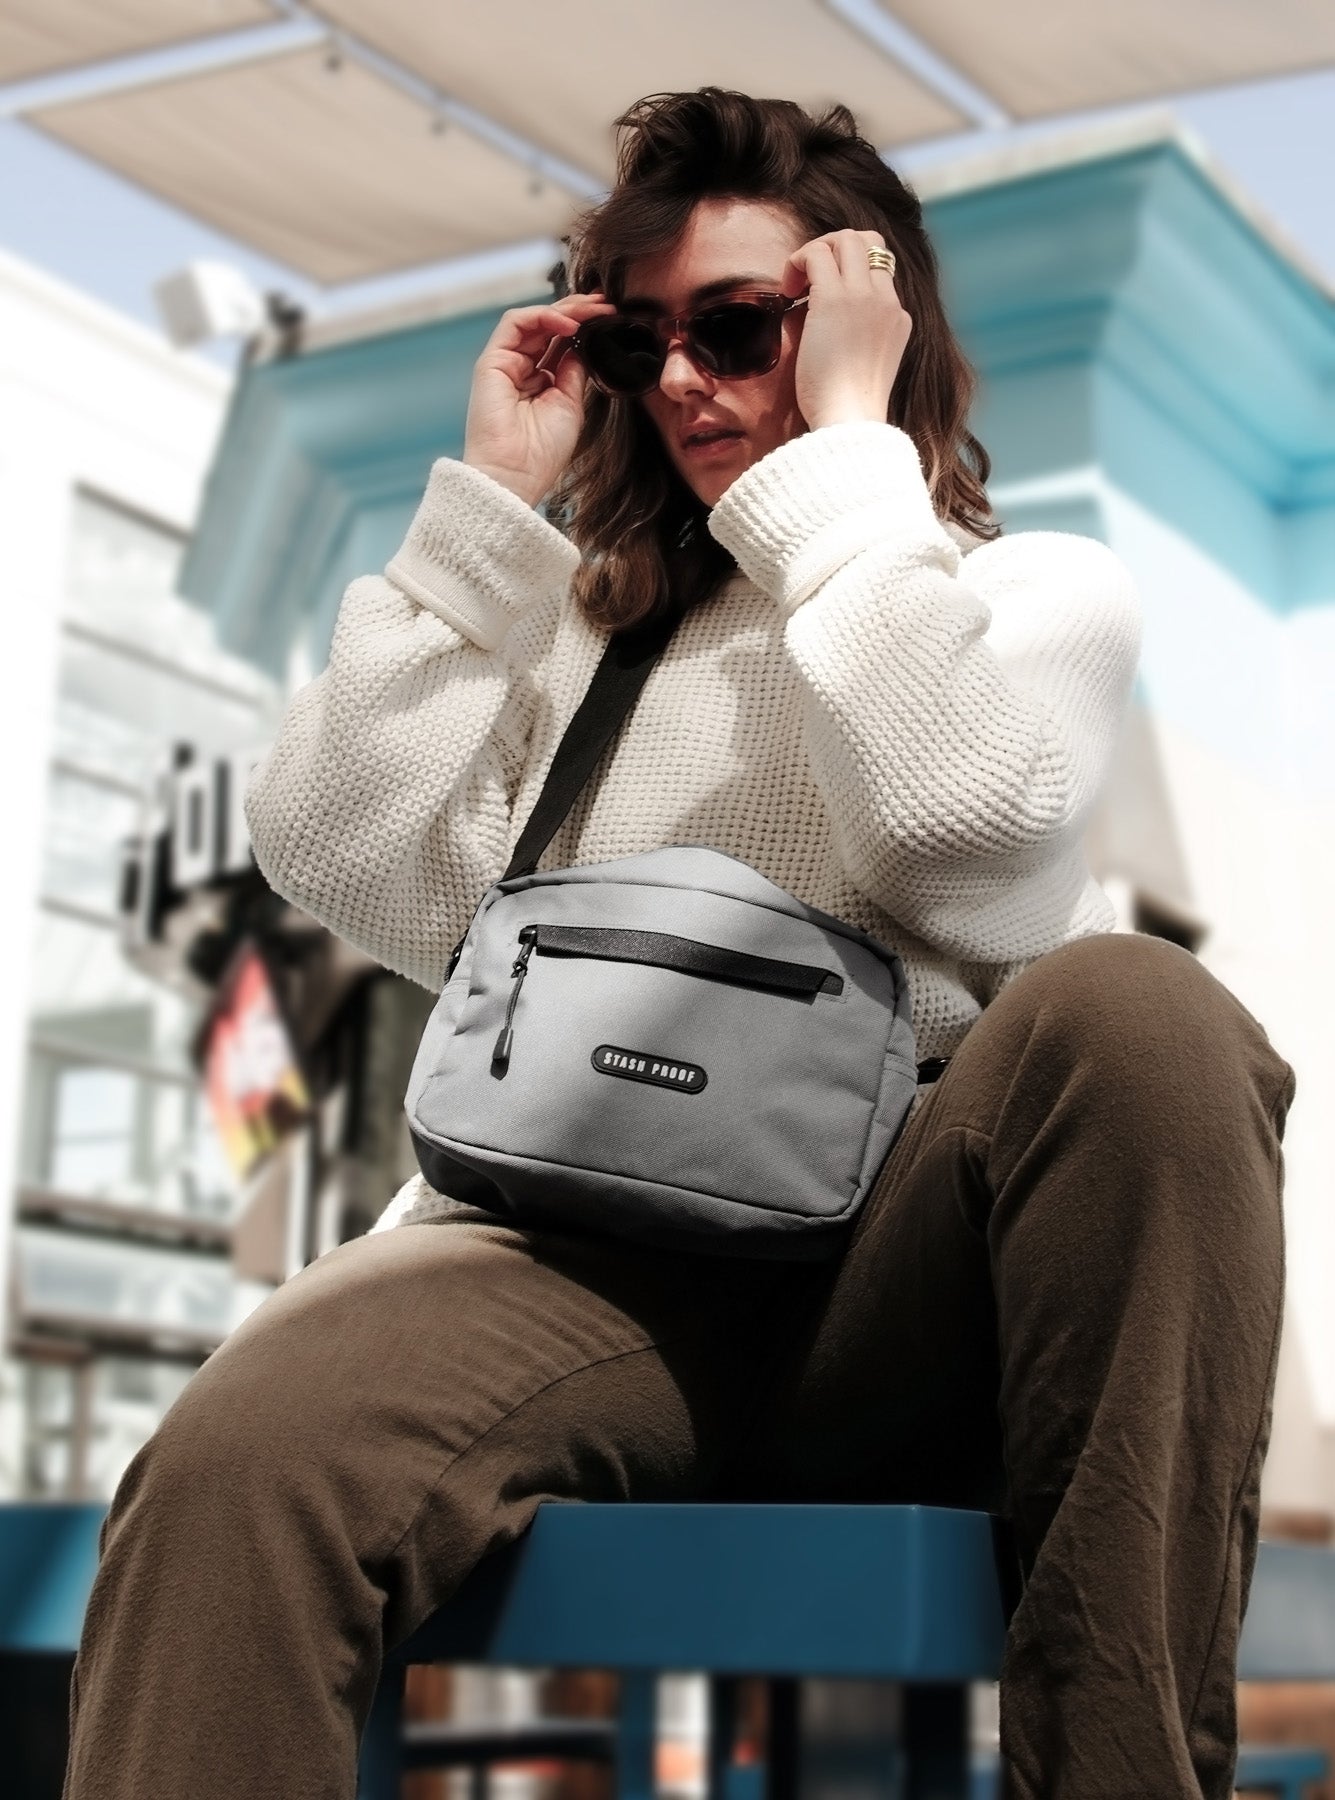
[906,108,1335,303]
[247,241,563,362]
[0,247,230,390]
[985,463,1107,510]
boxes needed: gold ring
[867,247,896,274]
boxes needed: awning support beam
[821,0,1010,131]
[1,0,605,209]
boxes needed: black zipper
[491,926,537,1070]
[524,922,843,996]
[490,921,842,1075]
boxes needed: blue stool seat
[1232,1746,1331,1798]
[365,1505,1335,1800]
[393,1503,1012,1677]
[0,1501,105,1654]
[4,1499,1335,1800]
[970,1744,1329,1800]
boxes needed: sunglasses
[539,291,809,399]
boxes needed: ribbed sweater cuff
[706,421,956,617]
[386,457,581,651]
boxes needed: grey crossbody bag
[404,606,936,1260]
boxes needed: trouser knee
[96,1343,300,1562]
[986,931,1295,1132]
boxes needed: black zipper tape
[529,922,844,997]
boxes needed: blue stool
[360,1503,1015,1800]
[0,1501,105,1655]
[3,1500,1334,1799]
[359,1505,1335,1800]
[1230,1746,1331,1799]
[969,1744,1328,1800]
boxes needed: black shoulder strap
[502,604,681,882]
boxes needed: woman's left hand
[781,229,912,431]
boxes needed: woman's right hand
[462,291,617,508]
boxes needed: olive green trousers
[61,932,1296,1799]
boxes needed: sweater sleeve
[244,457,580,992]
[706,421,1142,961]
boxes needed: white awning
[873,0,1335,121]
[311,0,968,186]
[29,44,582,284]
[8,0,1334,285]
[0,0,273,85]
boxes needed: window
[66,486,186,628]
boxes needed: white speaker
[153,260,267,348]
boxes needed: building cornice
[182,124,1335,666]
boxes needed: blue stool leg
[969,1745,1000,1800]
[792,1679,904,1798]
[708,1675,766,1800]
[357,1659,406,1800]
[617,1670,658,1800]
[764,1679,800,1800]
[903,1683,968,1800]
[707,1675,739,1800]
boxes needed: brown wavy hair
[547,86,1001,631]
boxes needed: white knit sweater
[244,420,1141,1236]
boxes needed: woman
[62,89,1294,1800]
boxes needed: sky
[0,59,1332,373]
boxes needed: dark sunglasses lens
[578,318,663,396]
[690,302,782,376]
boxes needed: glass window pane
[66,487,185,621]
[62,487,275,742]
[41,768,142,914]
[23,1053,241,1221]
[16,1230,238,1338]
[54,1067,136,1140]
[19,914,241,1219]
[20,1361,77,1498]
[48,1067,137,1193]
[58,627,272,754]
[26,911,198,1064]
[86,1358,199,1500]
[51,694,173,794]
